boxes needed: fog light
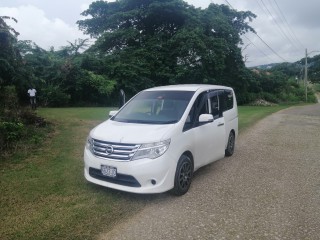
[151,179,156,185]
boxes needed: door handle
[218,123,224,126]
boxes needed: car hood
[90,119,176,144]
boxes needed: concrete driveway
[99,104,320,240]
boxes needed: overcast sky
[1,0,319,67]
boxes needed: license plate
[101,165,117,178]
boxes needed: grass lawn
[0,105,292,239]
[238,105,290,132]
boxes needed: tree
[0,16,22,88]
[16,39,116,106]
[78,0,256,97]
[307,54,320,83]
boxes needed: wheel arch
[181,150,194,170]
[225,129,236,148]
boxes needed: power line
[267,0,302,50]
[258,0,288,45]
[256,0,269,18]
[254,33,288,62]
[256,0,298,49]
[260,0,300,51]
[242,35,276,63]
[224,0,288,62]
[271,0,305,49]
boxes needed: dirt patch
[249,99,277,106]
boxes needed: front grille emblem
[105,145,114,154]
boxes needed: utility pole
[304,49,308,102]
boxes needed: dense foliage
[1,0,318,155]
[77,0,256,101]
[306,54,320,83]
[1,0,318,110]
[0,17,48,155]
[248,56,319,103]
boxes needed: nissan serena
[84,84,238,195]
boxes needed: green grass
[0,107,149,240]
[0,105,293,239]
[238,105,291,132]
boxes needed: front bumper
[84,147,177,194]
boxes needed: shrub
[0,121,25,149]
[39,85,71,107]
[313,83,320,92]
[260,92,280,103]
[0,86,49,155]
[0,85,20,120]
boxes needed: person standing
[27,87,37,109]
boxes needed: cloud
[223,0,320,66]
[0,5,88,50]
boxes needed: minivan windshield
[112,90,195,124]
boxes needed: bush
[277,84,316,103]
[39,85,71,107]
[0,86,49,156]
[236,92,258,105]
[0,121,24,149]
[313,83,320,92]
[260,92,280,103]
[0,85,20,119]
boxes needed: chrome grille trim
[92,139,140,161]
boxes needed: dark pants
[30,97,36,109]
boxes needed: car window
[210,90,233,115]
[225,90,234,110]
[210,94,220,119]
[113,90,194,124]
[184,91,211,131]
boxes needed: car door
[183,90,226,169]
[200,90,226,164]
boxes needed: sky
[0,0,319,67]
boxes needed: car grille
[92,139,140,161]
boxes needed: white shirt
[28,88,37,97]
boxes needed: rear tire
[172,154,193,196]
[225,131,235,156]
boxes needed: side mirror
[199,114,214,123]
[109,110,118,118]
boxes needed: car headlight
[132,139,170,160]
[86,136,93,152]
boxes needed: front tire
[225,131,235,156]
[172,154,193,196]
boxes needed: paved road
[99,104,320,240]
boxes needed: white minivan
[84,84,238,195]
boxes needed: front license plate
[101,165,117,178]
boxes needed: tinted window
[224,90,233,111]
[113,90,195,124]
[183,92,206,131]
[210,94,220,119]
[216,90,233,112]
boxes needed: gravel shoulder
[99,104,320,240]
